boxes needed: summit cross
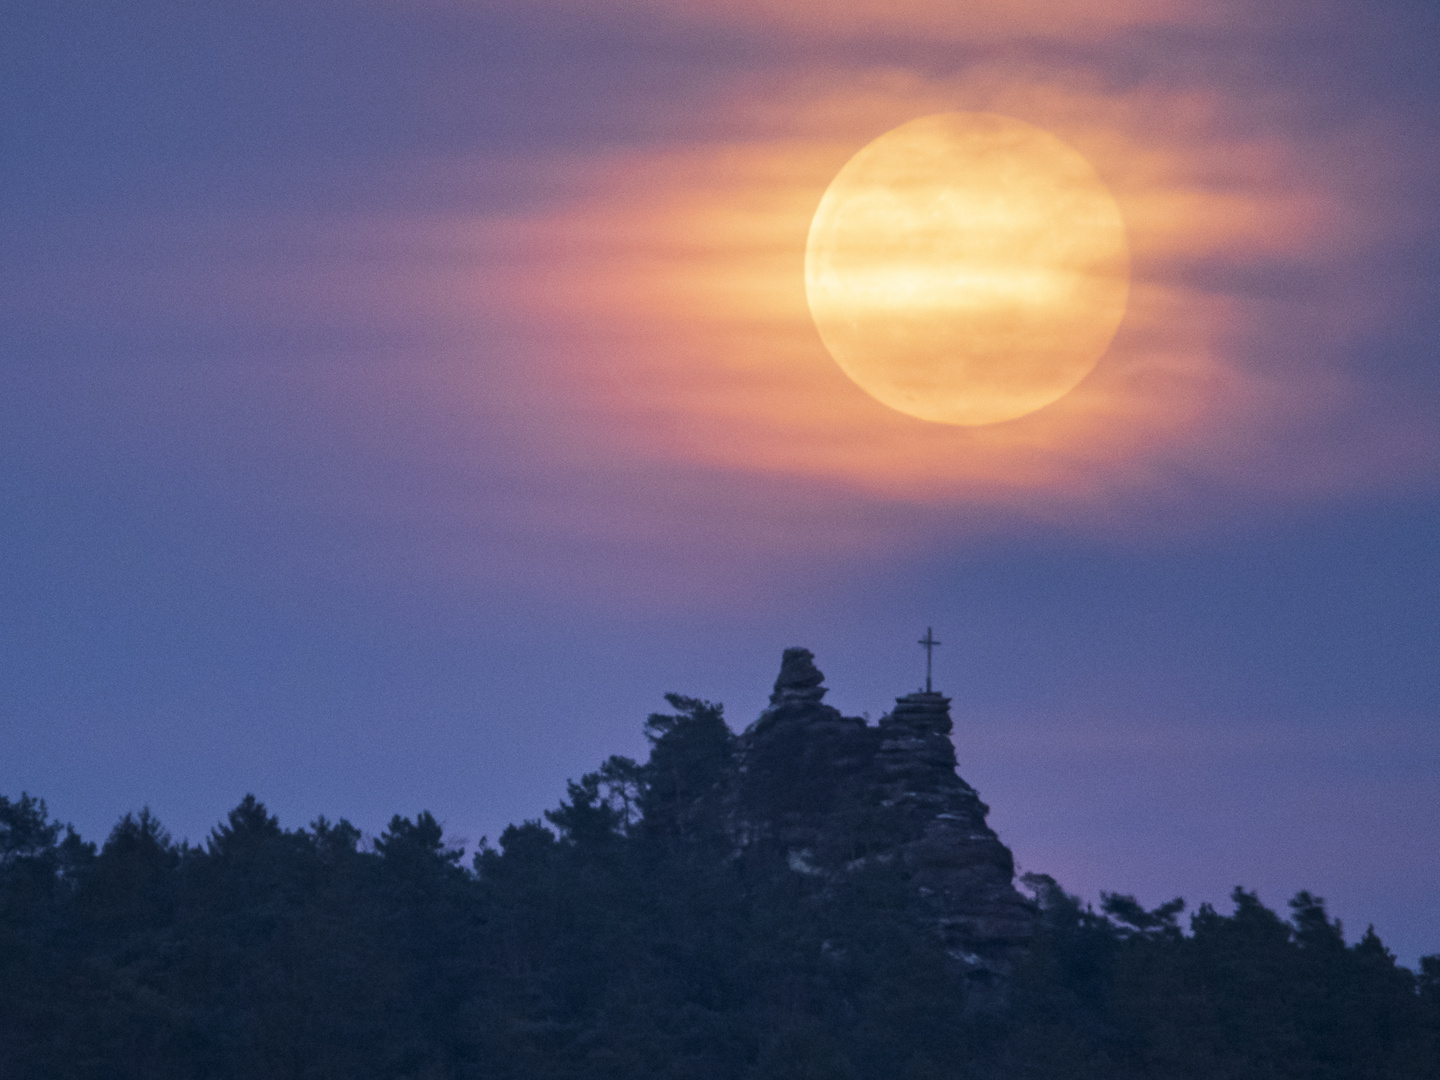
[918,627,941,693]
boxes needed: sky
[3,0,1438,962]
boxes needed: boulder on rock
[729,648,1036,989]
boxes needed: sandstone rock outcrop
[731,647,1035,985]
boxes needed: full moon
[805,113,1130,426]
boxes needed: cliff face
[730,647,1036,985]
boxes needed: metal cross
[918,627,941,692]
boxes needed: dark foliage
[2,701,1436,1079]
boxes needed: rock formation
[731,647,1036,986]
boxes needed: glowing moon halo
[805,113,1130,426]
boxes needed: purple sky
[3,0,1438,963]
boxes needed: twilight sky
[4,0,1438,962]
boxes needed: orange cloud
[373,59,1409,529]
[127,31,1423,547]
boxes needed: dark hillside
[2,651,1436,1079]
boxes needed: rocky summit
[729,647,1036,986]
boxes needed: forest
[3,693,1437,1080]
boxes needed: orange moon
[805,113,1130,426]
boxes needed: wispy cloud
[21,0,1432,584]
[318,45,1431,529]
